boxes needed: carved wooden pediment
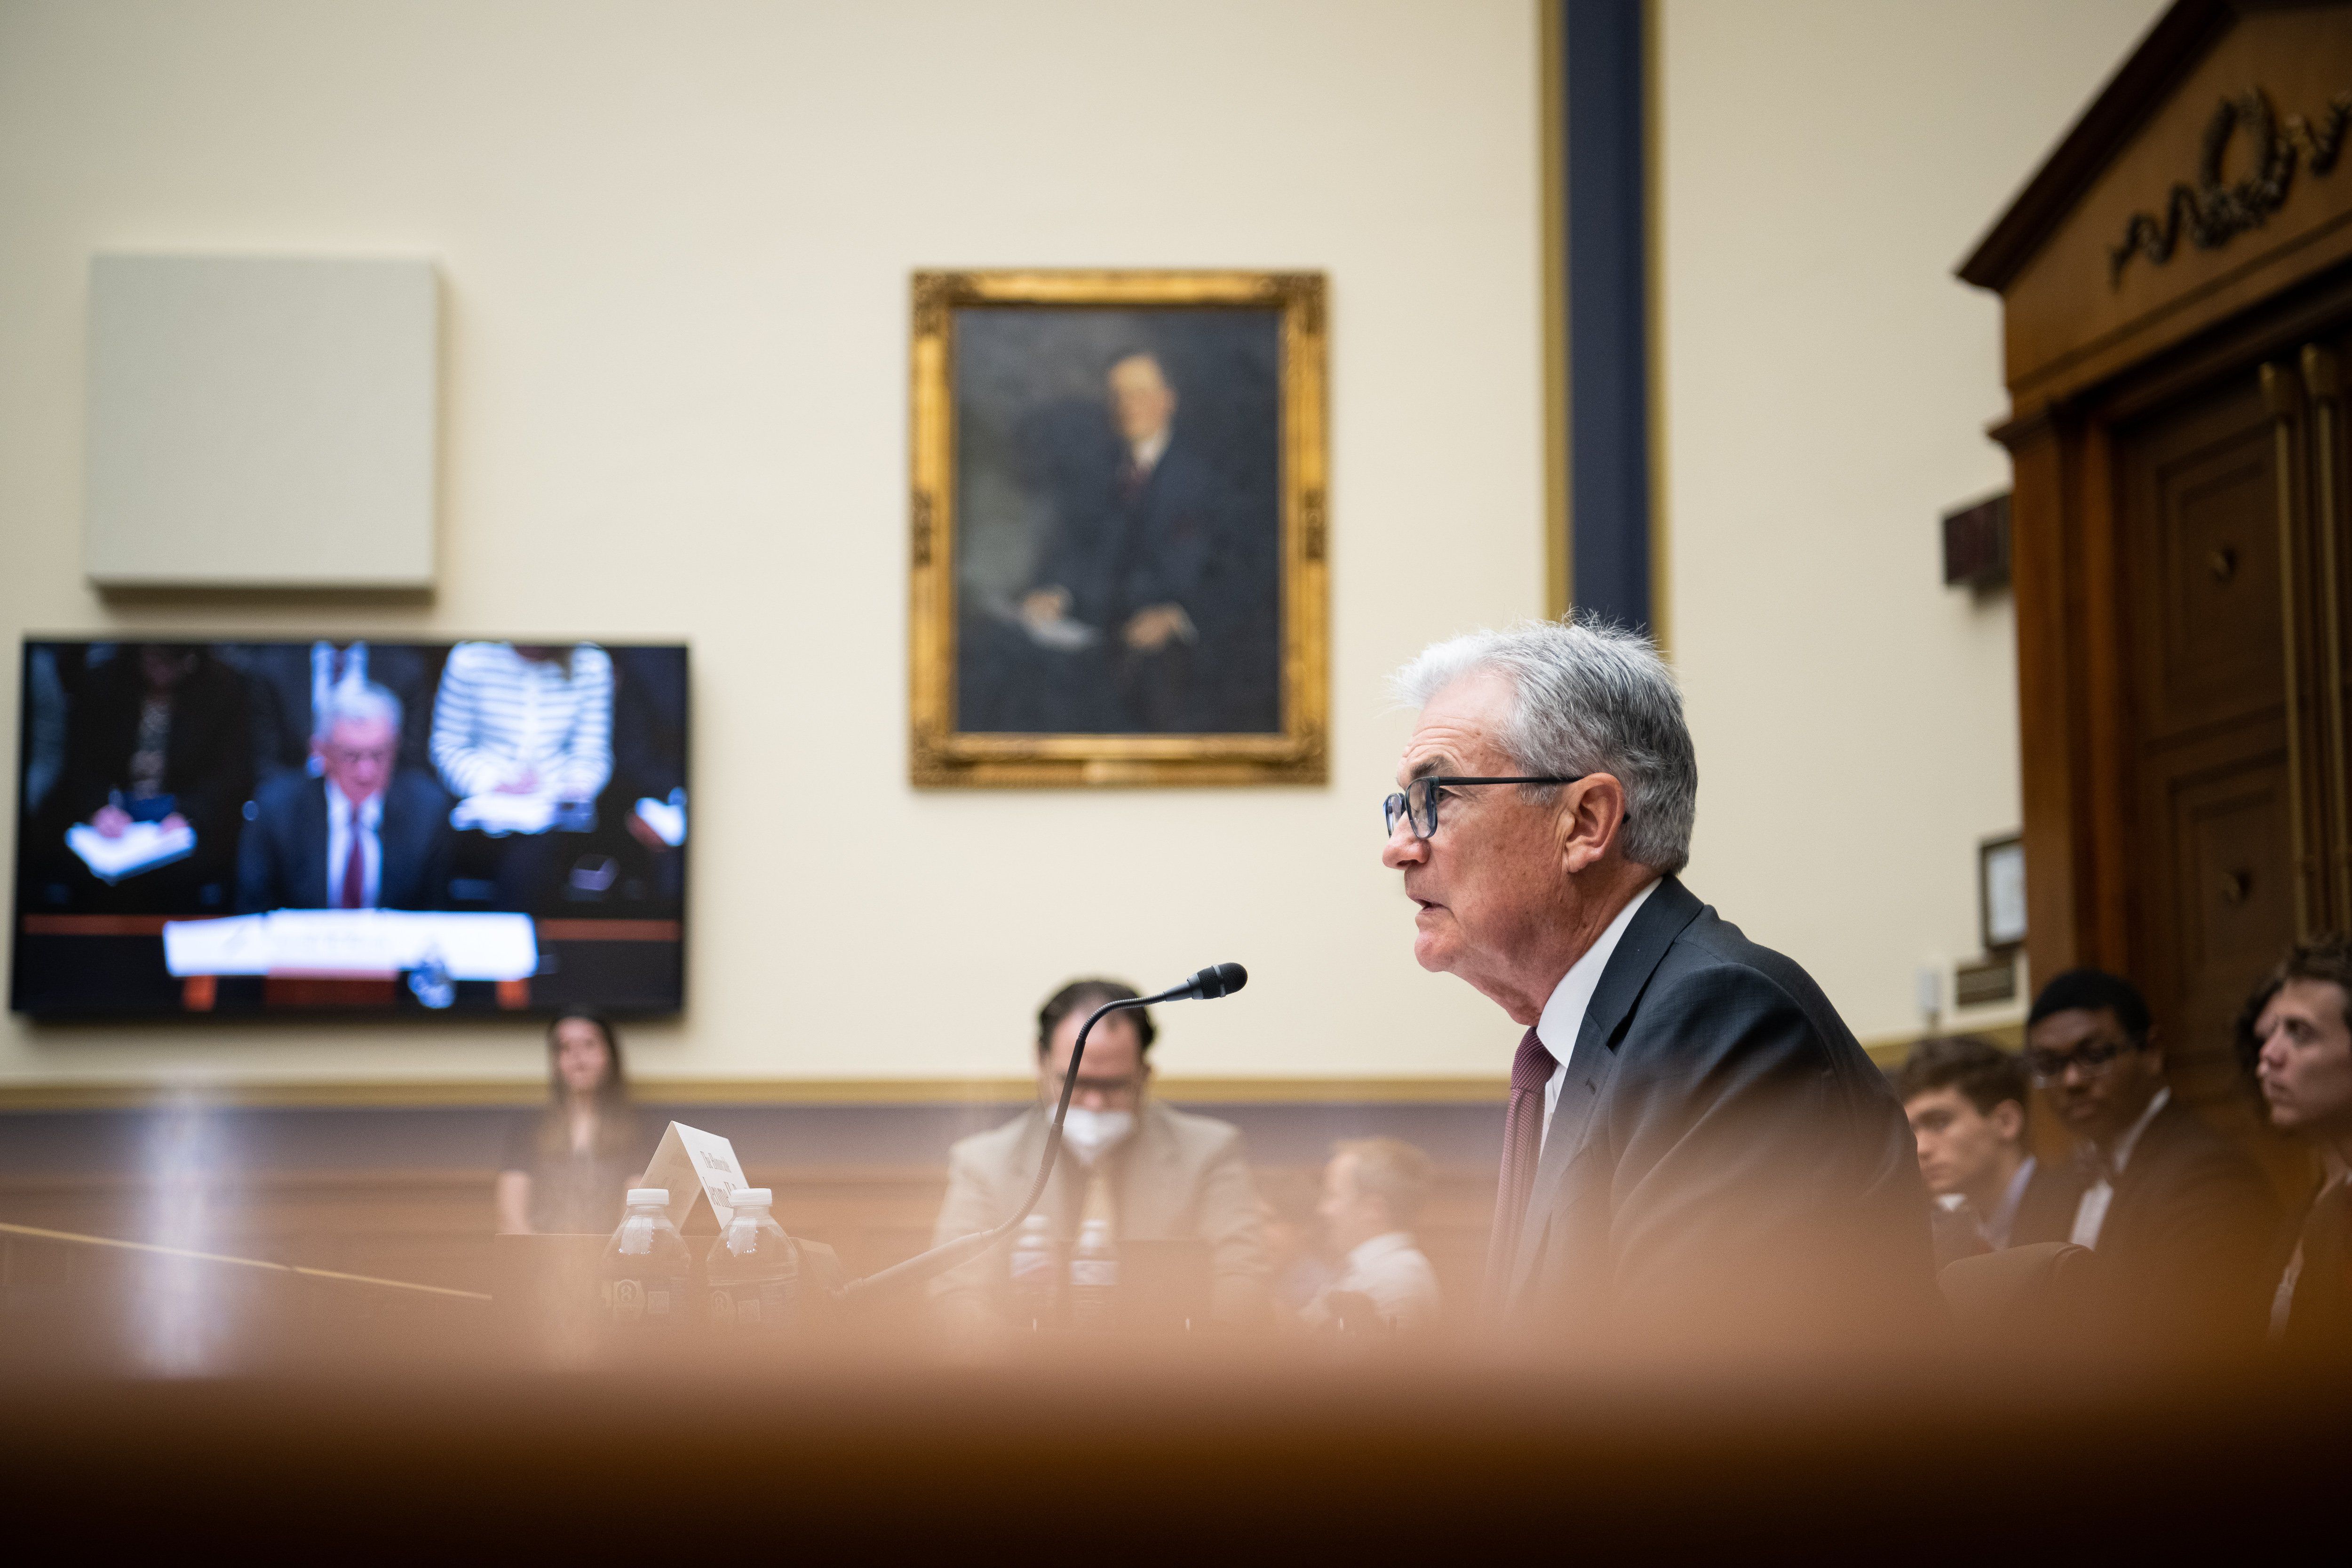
[1960,0,2352,412]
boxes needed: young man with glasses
[927,978,1269,1331]
[2015,968,2279,1350]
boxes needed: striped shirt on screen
[429,642,614,802]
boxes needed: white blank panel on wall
[83,255,438,588]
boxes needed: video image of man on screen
[11,637,690,1017]
[235,680,452,915]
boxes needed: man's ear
[1555,773,1629,875]
[1991,1099,2026,1144]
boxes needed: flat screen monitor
[12,639,687,1017]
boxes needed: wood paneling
[1972,1,2352,1140]
[1972,5,2352,415]
[0,1164,1501,1314]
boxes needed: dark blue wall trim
[1562,0,1653,633]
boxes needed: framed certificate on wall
[1980,833,2026,953]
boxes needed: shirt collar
[1535,878,1661,1058]
[1130,427,1171,472]
[2108,1086,2169,1174]
[1345,1231,1416,1273]
[327,783,383,830]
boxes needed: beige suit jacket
[930,1098,1268,1325]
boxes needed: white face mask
[1060,1106,1135,1165]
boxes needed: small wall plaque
[1955,955,2018,1009]
[1942,493,2011,589]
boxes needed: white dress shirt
[1310,1231,1441,1330]
[1128,425,1171,477]
[325,785,384,909]
[2069,1086,2169,1249]
[1538,878,1662,1148]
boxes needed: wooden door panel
[2120,369,2292,1097]
[2139,742,2296,1100]
[2124,381,2282,744]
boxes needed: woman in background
[496,1012,648,1235]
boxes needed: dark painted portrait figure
[954,308,1282,735]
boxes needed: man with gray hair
[1383,616,1931,1347]
[236,681,453,913]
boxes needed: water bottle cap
[626,1188,670,1207]
[730,1188,772,1207]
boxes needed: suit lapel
[1509,876,1706,1301]
[296,780,332,908]
[2101,1098,2187,1245]
[378,776,418,907]
[1116,1101,1182,1236]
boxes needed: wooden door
[2115,333,2352,1106]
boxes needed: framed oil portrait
[908,270,1328,787]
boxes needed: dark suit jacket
[2280,1179,2351,1358]
[1037,437,1279,734]
[2009,1156,2089,1250]
[1932,1159,2087,1270]
[1502,878,1938,1349]
[235,769,453,913]
[55,650,253,874]
[2013,1097,2281,1350]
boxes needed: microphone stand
[832,966,1243,1302]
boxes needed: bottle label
[1070,1259,1118,1289]
[1010,1251,1054,1281]
[707,1277,797,1329]
[607,1275,692,1325]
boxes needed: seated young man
[2016,968,2280,1351]
[2241,938,2352,1353]
[1897,1035,2073,1269]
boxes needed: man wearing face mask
[929,978,1270,1329]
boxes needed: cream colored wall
[0,0,1545,1091]
[1655,0,2168,1042]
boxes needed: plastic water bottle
[600,1187,692,1332]
[705,1187,799,1332]
[1068,1216,1118,1331]
[1007,1212,1058,1329]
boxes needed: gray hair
[1390,615,1696,874]
[313,680,403,742]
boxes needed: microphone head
[1187,962,1248,1000]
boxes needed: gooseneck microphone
[834,964,1248,1302]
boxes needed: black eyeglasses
[1382,775,1585,839]
[2024,1040,2139,1085]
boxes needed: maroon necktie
[1487,1027,1558,1293]
[339,825,366,909]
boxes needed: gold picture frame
[908,269,1328,787]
